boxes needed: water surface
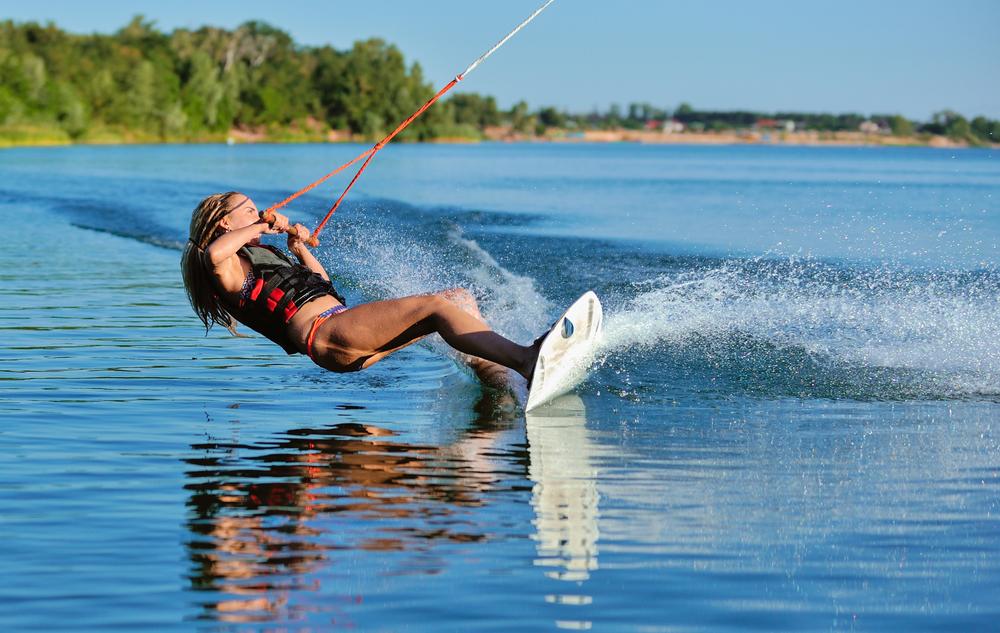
[1,143,998,631]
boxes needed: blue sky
[3,0,998,119]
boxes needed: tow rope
[262,0,556,245]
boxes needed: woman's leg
[436,289,513,386]
[311,289,537,382]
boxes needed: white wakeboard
[525,291,604,411]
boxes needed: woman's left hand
[287,223,311,251]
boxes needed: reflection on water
[528,395,601,631]
[527,395,600,583]
[183,394,602,626]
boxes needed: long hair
[181,192,245,336]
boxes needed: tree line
[1,17,996,146]
[580,102,998,144]
[1,17,482,143]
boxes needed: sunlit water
[1,143,998,631]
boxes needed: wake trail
[598,259,1000,399]
[320,201,1000,400]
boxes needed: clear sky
[3,0,998,120]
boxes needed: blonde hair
[181,192,245,336]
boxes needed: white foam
[327,211,1000,398]
[446,226,552,341]
[326,216,552,346]
[601,260,1000,396]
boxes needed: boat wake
[31,184,999,402]
[599,259,1000,401]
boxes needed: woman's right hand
[262,211,290,234]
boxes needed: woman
[181,192,541,389]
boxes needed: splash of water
[326,200,1000,401]
[327,205,552,345]
[600,259,1000,400]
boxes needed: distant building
[645,119,663,131]
[755,118,796,132]
[662,119,685,133]
[859,120,887,134]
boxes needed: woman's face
[219,195,260,234]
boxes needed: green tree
[509,100,534,134]
[674,102,694,118]
[888,114,913,136]
[20,54,47,105]
[50,81,88,137]
[0,86,23,124]
[930,110,971,140]
[125,61,156,129]
[450,93,500,127]
[607,103,622,127]
[182,52,224,131]
[318,38,427,137]
[946,116,971,141]
[537,106,564,129]
[970,116,998,144]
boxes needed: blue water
[1,143,998,631]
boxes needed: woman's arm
[287,223,330,281]
[204,222,270,266]
[204,212,291,293]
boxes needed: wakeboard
[525,291,604,411]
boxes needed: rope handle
[261,211,321,247]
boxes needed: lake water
[1,142,998,631]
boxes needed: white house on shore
[662,119,686,133]
[754,118,797,132]
[859,120,889,134]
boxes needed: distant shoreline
[0,125,993,150]
[488,128,990,149]
[4,18,997,153]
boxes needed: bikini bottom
[306,304,348,362]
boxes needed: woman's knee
[422,293,452,317]
[440,287,475,304]
[439,287,480,317]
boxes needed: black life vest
[227,244,347,355]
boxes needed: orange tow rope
[310,78,458,240]
[261,0,556,246]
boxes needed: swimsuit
[229,244,348,356]
[239,269,256,301]
[243,267,348,361]
[306,304,349,362]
